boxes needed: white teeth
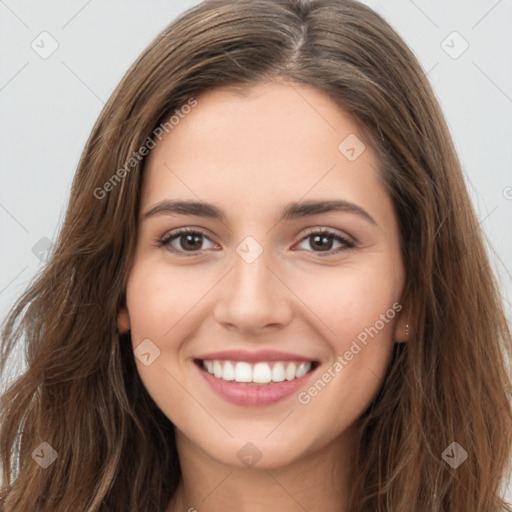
[213,360,223,378]
[234,362,252,383]
[201,359,313,384]
[253,362,272,383]
[223,361,235,381]
[296,362,310,378]
[285,362,297,381]
[271,362,286,382]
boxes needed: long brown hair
[1,0,511,510]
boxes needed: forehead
[140,81,392,226]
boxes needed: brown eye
[295,228,355,256]
[158,228,216,255]
[177,232,203,251]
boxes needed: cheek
[292,260,401,346]
[290,263,400,415]
[126,264,208,342]
[124,265,207,427]
[124,264,199,376]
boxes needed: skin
[117,81,409,512]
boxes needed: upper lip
[196,349,318,363]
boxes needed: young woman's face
[118,81,407,469]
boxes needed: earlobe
[117,307,130,333]
[393,304,411,343]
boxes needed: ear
[393,301,411,343]
[117,306,131,333]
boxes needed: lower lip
[196,362,317,406]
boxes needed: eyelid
[299,226,354,243]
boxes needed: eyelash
[156,227,355,257]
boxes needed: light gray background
[1,0,511,501]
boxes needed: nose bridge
[213,235,291,331]
[230,237,277,308]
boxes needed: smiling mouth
[194,359,320,386]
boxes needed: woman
[1,0,511,510]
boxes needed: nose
[213,246,293,335]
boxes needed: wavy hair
[1,0,511,510]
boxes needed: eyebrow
[143,199,376,225]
